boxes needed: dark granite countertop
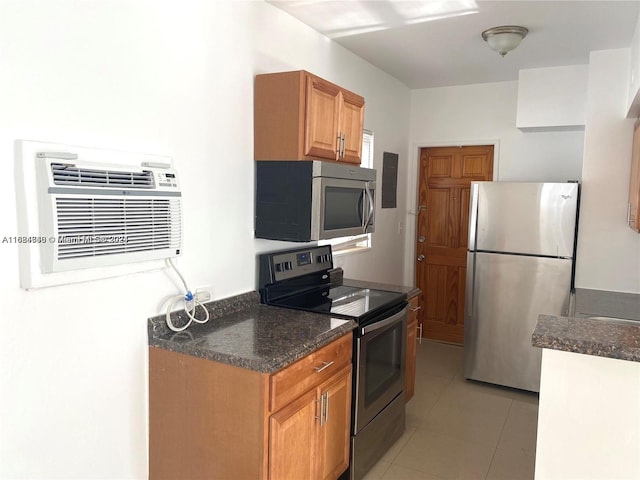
[148,291,357,374]
[330,268,420,299]
[532,288,640,363]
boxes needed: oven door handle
[361,306,407,335]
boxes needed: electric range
[258,245,408,480]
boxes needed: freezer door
[463,252,572,392]
[471,182,578,257]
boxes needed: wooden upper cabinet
[255,70,365,164]
[304,75,341,160]
[340,90,365,164]
[629,120,640,232]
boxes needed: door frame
[403,139,501,287]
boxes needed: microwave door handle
[362,186,369,233]
[357,190,365,228]
[363,182,374,232]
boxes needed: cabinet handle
[316,394,325,426]
[417,323,423,344]
[628,203,632,226]
[410,306,421,312]
[341,134,346,158]
[314,361,334,373]
[336,133,342,159]
[324,392,329,424]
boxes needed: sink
[586,316,640,326]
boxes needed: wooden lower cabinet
[269,388,318,480]
[149,333,352,480]
[270,366,352,480]
[405,294,422,402]
[318,369,352,480]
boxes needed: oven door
[353,304,407,433]
[311,177,375,240]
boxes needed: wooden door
[339,91,365,164]
[415,146,493,344]
[269,388,318,480]
[317,366,352,480]
[304,75,340,161]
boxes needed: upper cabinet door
[304,76,341,161]
[339,91,365,165]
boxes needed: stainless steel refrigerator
[464,181,579,392]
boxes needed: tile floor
[363,340,539,480]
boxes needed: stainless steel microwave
[255,161,376,242]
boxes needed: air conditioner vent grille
[51,163,155,188]
[55,197,181,259]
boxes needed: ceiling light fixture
[481,25,528,57]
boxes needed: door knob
[418,236,426,243]
[417,254,425,262]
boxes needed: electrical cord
[165,259,210,332]
[168,258,189,291]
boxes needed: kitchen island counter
[532,288,640,480]
[532,314,640,362]
[148,291,356,373]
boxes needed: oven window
[364,322,402,407]
[324,187,364,230]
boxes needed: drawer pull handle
[314,361,334,373]
[410,306,421,312]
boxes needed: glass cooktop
[271,285,406,320]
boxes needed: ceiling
[267,0,640,89]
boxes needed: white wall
[575,49,640,293]
[404,81,585,284]
[0,1,410,478]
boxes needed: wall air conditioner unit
[35,152,182,273]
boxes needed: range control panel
[259,245,333,286]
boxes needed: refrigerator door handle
[465,252,475,318]
[468,183,479,251]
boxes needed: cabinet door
[269,388,318,480]
[304,75,341,161]
[317,366,352,480]
[339,91,365,165]
[629,120,640,232]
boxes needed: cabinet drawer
[270,333,352,413]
